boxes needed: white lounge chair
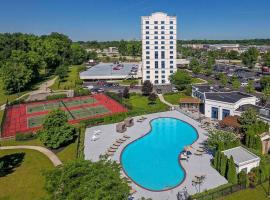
[91,135,99,141]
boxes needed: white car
[241,82,248,87]
[85,85,94,90]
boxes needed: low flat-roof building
[192,85,257,120]
[80,62,141,80]
[222,146,260,173]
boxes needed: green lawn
[124,94,169,114]
[0,149,53,200]
[163,92,188,105]
[220,182,269,200]
[192,77,207,84]
[50,65,85,90]
[0,138,77,164]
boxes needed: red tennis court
[1,94,127,138]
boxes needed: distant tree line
[0,32,88,93]
[178,39,270,45]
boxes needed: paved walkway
[158,94,173,107]
[0,145,62,166]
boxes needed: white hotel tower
[141,12,177,85]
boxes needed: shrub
[15,132,35,141]
[141,80,153,96]
[74,87,90,96]
[47,94,67,100]
[226,156,237,184]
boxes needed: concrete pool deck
[84,110,227,200]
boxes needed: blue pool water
[121,117,198,191]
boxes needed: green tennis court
[70,106,109,119]
[26,97,96,114]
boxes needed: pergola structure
[179,97,201,110]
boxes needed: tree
[262,86,270,104]
[213,151,220,170]
[226,156,237,184]
[141,80,153,96]
[245,80,255,93]
[44,159,130,200]
[220,153,228,177]
[38,109,77,149]
[264,52,270,67]
[148,92,157,104]
[70,43,88,65]
[206,130,239,151]
[169,70,192,91]
[238,170,249,188]
[238,108,258,131]
[217,73,227,86]
[241,47,259,68]
[260,76,270,90]
[189,58,201,74]
[122,87,130,99]
[227,50,239,60]
[118,40,128,56]
[231,77,241,90]
[55,65,68,82]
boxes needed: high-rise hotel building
[141,12,177,85]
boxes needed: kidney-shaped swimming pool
[121,117,198,191]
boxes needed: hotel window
[146,31,149,34]
[154,21,158,24]
[161,46,165,49]
[154,36,158,39]
[146,71,150,74]
[211,107,219,119]
[162,71,165,74]
[161,51,165,59]
[162,75,165,78]
[146,66,150,69]
[161,36,165,39]
[170,61,173,64]
[161,21,165,24]
[154,31,158,34]
[161,31,165,34]
[155,46,158,49]
[146,46,150,49]
[154,41,158,44]
[170,51,173,54]
[161,26,165,29]
[161,41,165,45]
[146,56,150,59]
[146,75,150,79]
[161,61,165,68]
[170,46,174,49]
[170,41,174,44]
[155,61,158,68]
[146,51,150,54]
[146,36,149,39]
[170,31,173,34]
[155,71,158,74]
[170,26,174,29]
[146,41,149,44]
[145,21,149,24]
[155,51,158,59]
[162,80,165,83]
[222,109,230,119]
[145,26,149,29]
[170,21,174,24]
[155,80,159,84]
[155,75,158,79]
[170,65,174,68]
[170,56,173,59]
[170,70,174,73]
[146,61,150,64]
[170,36,173,39]
[154,26,158,29]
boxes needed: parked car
[172,87,178,93]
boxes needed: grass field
[0,149,53,200]
[50,65,85,90]
[163,92,188,105]
[118,79,139,86]
[124,94,169,114]
[220,182,269,200]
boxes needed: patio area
[84,110,227,200]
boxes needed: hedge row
[46,93,67,100]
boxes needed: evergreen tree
[213,151,220,170]
[220,153,227,176]
[227,156,238,184]
[238,170,249,188]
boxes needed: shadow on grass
[0,152,25,177]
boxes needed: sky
[0,0,270,41]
